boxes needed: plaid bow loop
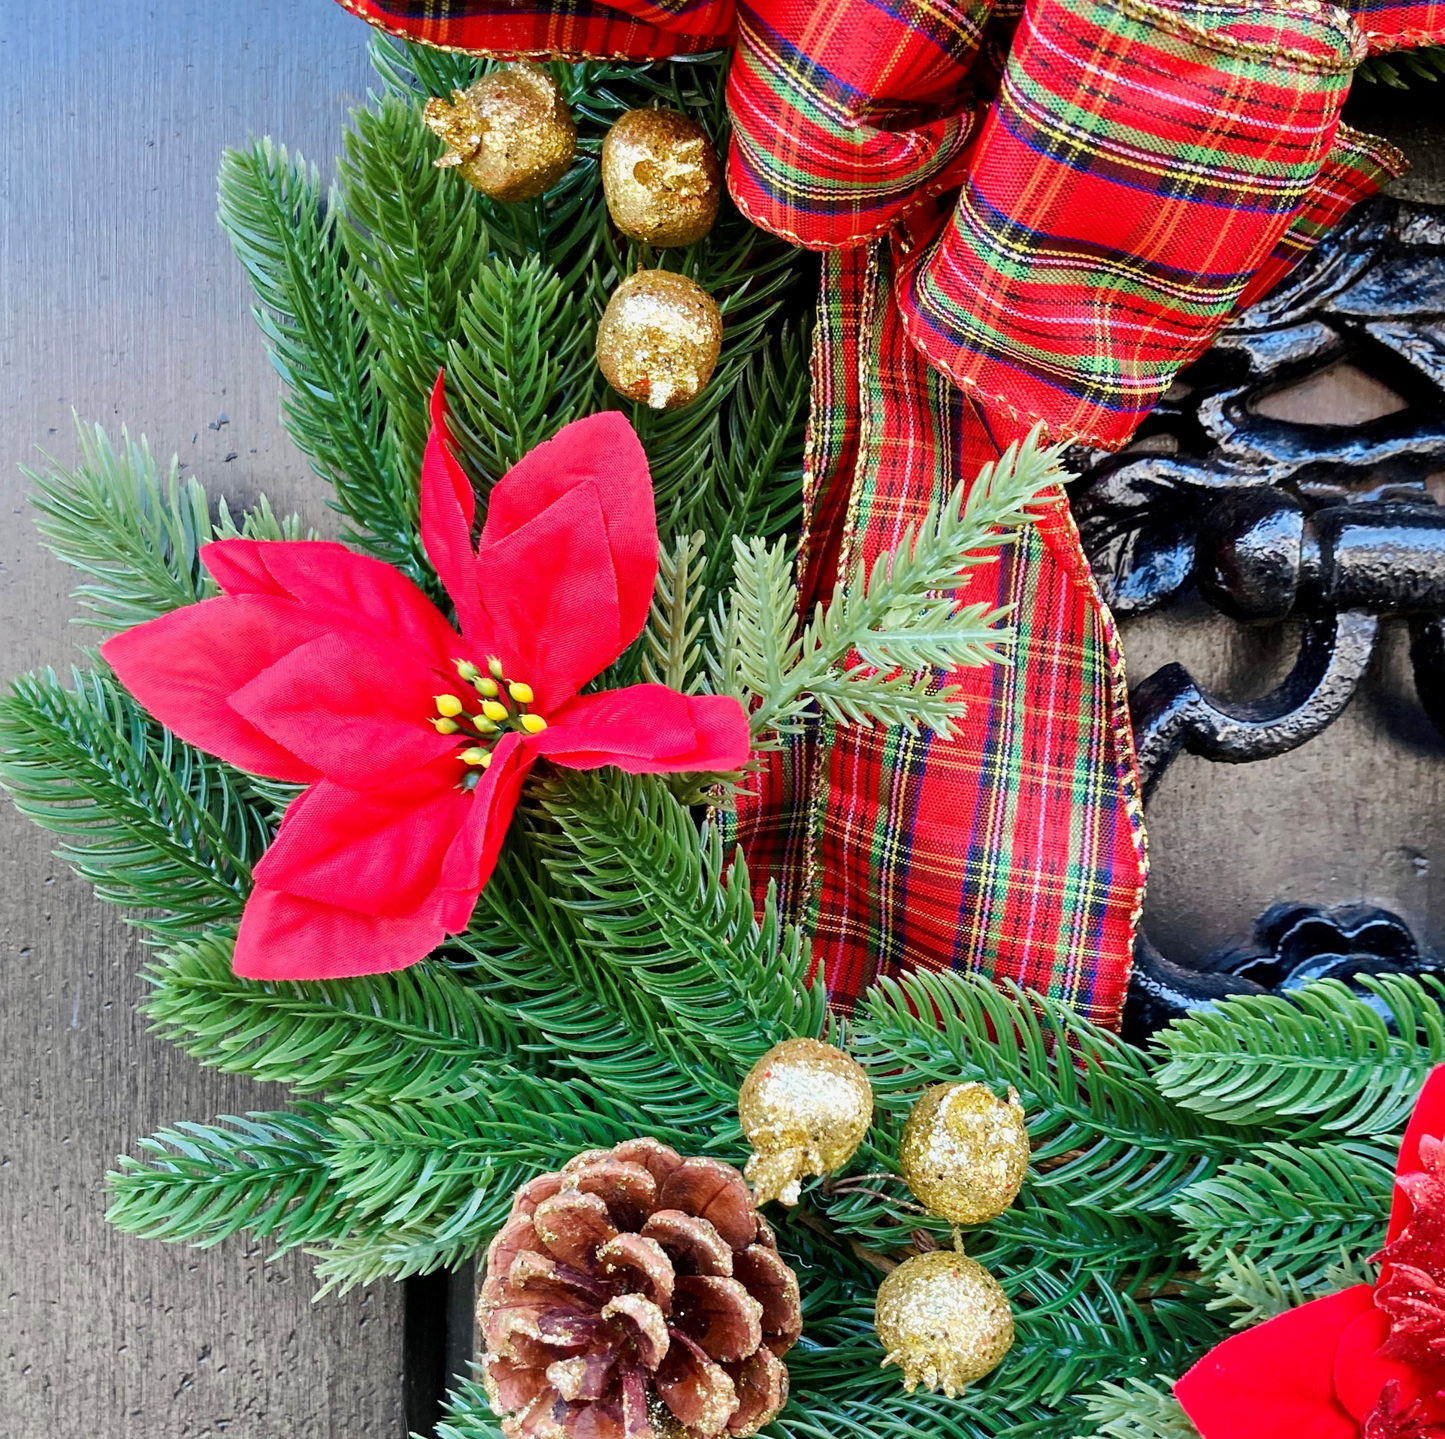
[726,0,992,248]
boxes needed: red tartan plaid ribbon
[730,245,1145,1023]
[894,0,1365,450]
[330,0,1419,1029]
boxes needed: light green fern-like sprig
[717,430,1059,744]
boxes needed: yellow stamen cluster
[430,656,549,792]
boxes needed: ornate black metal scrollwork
[1076,198,1445,1039]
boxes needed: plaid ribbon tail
[731,245,1147,1028]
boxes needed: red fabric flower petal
[533,687,750,774]
[481,410,656,652]
[233,886,453,981]
[1390,1068,1445,1243]
[204,538,466,663]
[1175,1285,1377,1439]
[252,756,473,918]
[439,733,531,902]
[421,376,490,644]
[1336,1306,1432,1423]
[101,595,328,784]
[228,631,460,790]
[478,479,624,715]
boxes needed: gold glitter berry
[601,108,721,247]
[899,1082,1030,1225]
[737,1038,872,1207]
[423,64,576,203]
[874,1249,1014,1398]
[595,270,723,411]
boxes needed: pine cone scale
[482,1141,801,1439]
[672,1276,763,1362]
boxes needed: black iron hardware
[1083,198,1445,1040]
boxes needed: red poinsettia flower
[101,376,750,980]
[1175,1066,1445,1439]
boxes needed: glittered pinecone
[480,1138,802,1439]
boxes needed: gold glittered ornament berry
[423,64,576,203]
[596,269,723,411]
[602,108,721,247]
[899,1083,1030,1225]
[738,1038,872,1207]
[874,1249,1014,1398]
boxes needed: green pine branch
[217,140,420,578]
[535,769,827,1076]
[850,972,1251,1223]
[446,253,597,483]
[1358,44,1445,86]
[24,419,306,632]
[337,95,495,492]
[717,431,1059,743]
[639,531,708,693]
[0,667,270,936]
[1152,974,1445,1137]
[1173,1139,1395,1291]
[140,928,517,1102]
[105,1107,346,1251]
[25,421,214,628]
[1076,1379,1199,1439]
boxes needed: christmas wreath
[6,4,1445,1437]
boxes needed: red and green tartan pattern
[725,0,988,248]
[335,0,734,57]
[894,0,1364,451]
[337,0,1443,57]
[730,245,1146,1027]
[1236,122,1407,309]
[1349,0,1445,48]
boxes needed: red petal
[1390,1067,1445,1242]
[101,595,327,784]
[478,480,622,715]
[534,688,750,774]
[203,538,466,662]
[229,630,458,789]
[233,886,452,980]
[253,763,470,917]
[1336,1306,1433,1422]
[1175,1285,1377,1439]
[481,411,656,652]
[437,733,530,900]
[421,374,489,643]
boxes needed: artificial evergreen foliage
[2,31,1436,1439]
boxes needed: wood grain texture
[0,3,405,1435]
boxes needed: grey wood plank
[0,3,406,1434]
